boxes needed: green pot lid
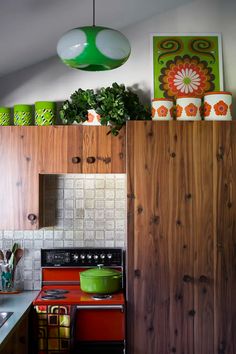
[57,26,131,71]
[81,265,121,278]
[14,104,32,112]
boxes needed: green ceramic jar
[0,107,11,126]
[35,101,56,126]
[14,104,32,126]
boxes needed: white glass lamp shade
[57,26,131,71]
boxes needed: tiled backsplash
[0,174,126,290]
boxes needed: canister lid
[204,91,232,96]
[35,101,56,110]
[0,107,10,113]
[14,104,32,112]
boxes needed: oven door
[74,304,125,353]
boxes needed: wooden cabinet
[1,311,29,354]
[0,126,126,230]
[127,121,236,354]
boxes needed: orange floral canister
[152,98,174,121]
[204,91,232,121]
[176,96,202,121]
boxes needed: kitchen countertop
[0,290,38,347]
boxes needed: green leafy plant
[60,83,151,135]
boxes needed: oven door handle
[76,305,124,312]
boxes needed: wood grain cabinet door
[0,127,40,230]
[127,121,236,354]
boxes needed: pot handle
[113,274,122,279]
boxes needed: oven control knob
[73,254,79,261]
[80,254,86,260]
[94,254,99,260]
[100,253,105,259]
[87,254,92,259]
[107,253,112,259]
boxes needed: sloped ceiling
[0,0,190,77]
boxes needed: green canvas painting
[152,34,223,99]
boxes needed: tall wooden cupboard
[127,121,236,354]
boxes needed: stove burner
[41,294,67,300]
[92,294,112,300]
[44,289,69,295]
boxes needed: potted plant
[60,83,151,135]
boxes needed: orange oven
[33,248,126,354]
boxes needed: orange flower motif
[185,103,198,117]
[157,105,168,117]
[204,102,211,117]
[214,100,228,116]
[152,107,156,118]
[176,104,183,118]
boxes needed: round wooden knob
[28,214,37,222]
[183,275,193,283]
[87,156,96,164]
[199,275,208,283]
[72,156,81,164]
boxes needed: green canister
[35,101,56,126]
[0,107,11,126]
[14,104,32,126]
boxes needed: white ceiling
[0,0,189,77]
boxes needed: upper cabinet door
[0,127,40,230]
[67,126,126,174]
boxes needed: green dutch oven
[80,264,122,294]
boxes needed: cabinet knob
[72,156,81,164]
[199,275,208,283]
[87,156,96,164]
[28,213,37,222]
[183,275,194,283]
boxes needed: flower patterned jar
[14,104,32,126]
[152,98,174,121]
[83,109,101,126]
[0,106,11,126]
[204,91,232,121]
[176,96,202,121]
[35,101,56,125]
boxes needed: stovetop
[33,285,125,306]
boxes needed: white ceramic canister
[152,98,174,121]
[176,96,202,121]
[204,91,232,121]
[83,109,101,126]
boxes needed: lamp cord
[93,0,95,26]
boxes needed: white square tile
[105,231,115,240]
[105,210,114,219]
[85,220,94,230]
[74,219,83,230]
[85,199,94,209]
[95,231,104,239]
[105,200,114,209]
[64,240,74,247]
[85,179,95,189]
[43,240,54,248]
[84,209,94,219]
[74,231,84,240]
[105,189,115,199]
[64,189,74,199]
[65,231,74,239]
[44,230,53,239]
[74,240,85,247]
[95,209,105,219]
[85,190,95,199]
[54,240,64,247]
[64,179,74,188]
[75,209,84,218]
[95,179,105,189]
[76,199,84,209]
[105,220,115,230]
[95,190,105,199]
[64,210,74,219]
[64,199,74,209]
[75,189,84,198]
[54,231,64,240]
[95,200,105,209]
[84,231,95,240]
[75,179,84,189]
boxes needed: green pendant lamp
[57,0,131,71]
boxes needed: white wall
[0,0,236,113]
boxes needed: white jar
[83,109,101,125]
[204,91,232,121]
[176,96,202,121]
[152,98,174,121]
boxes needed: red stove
[33,248,125,354]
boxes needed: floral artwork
[152,34,223,99]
